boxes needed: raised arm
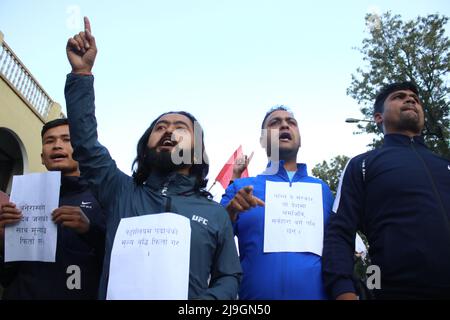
[231,152,253,181]
[66,17,97,76]
[65,17,129,209]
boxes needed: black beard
[144,147,189,174]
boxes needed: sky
[1,0,449,199]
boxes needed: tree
[312,155,350,196]
[348,12,450,158]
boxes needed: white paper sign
[107,213,191,300]
[5,171,60,262]
[264,181,324,256]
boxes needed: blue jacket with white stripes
[221,161,334,299]
[323,134,450,299]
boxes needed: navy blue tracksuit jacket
[323,134,450,299]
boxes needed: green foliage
[348,12,450,157]
[312,155,350,196]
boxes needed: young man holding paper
[0,118,105,299]
[64,17,241,300]
[221,106,334,299]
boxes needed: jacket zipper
[409,138,449,226]
[161,182,172,212]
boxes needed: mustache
[157,133,178,147]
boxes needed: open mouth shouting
[49,152,68,163]
[157,134,179,151]
[279,131,292,143]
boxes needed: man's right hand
[226,186,264,222]
[66,16,97,75]
[0,202,22,246]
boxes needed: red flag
[215,145,249,189]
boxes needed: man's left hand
[52,206,90,234]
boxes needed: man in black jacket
[323,81,450,299]
[63,17,241,300]
[0,118,105,299]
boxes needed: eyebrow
[267,116,297,123]
[391,91,420,100]
[43,134,70,141]
[156,119,191,128]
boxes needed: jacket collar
[383,133,426,147]
[61,175,88,195]
[144,170,198,194]
[261,160,308,180]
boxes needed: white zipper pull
[161,186,168,196]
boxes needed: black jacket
[65,73,242,300]
[1,176,105,299]
[323,134,450,299]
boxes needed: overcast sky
[1,0,449,198]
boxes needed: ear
[374,112,383,127]
[40,153,44,165]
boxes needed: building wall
[0,30,62,194]
[0,76,46,173]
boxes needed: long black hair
[132,111,209,190]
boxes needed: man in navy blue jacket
[221,106,334,299]
[0,119,105,299]
[63,17,241,300]
[323,82,450,299]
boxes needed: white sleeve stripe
[332,158,353,213]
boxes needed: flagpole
[207,180,217,192]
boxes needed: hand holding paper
[0,202,22,251]
[0,202,23,226]
[52,206,90,234]
[5,171,60,262]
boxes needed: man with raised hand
[64,17,241,300]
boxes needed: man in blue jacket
[323,82,450,299]
[64,17,241,300]
[221,105,334,299]
[0,118,105,299]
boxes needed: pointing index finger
[84,16,91,33]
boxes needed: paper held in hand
[107,212,191,300]
[263,181,324,256]
[5,171,60,262]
